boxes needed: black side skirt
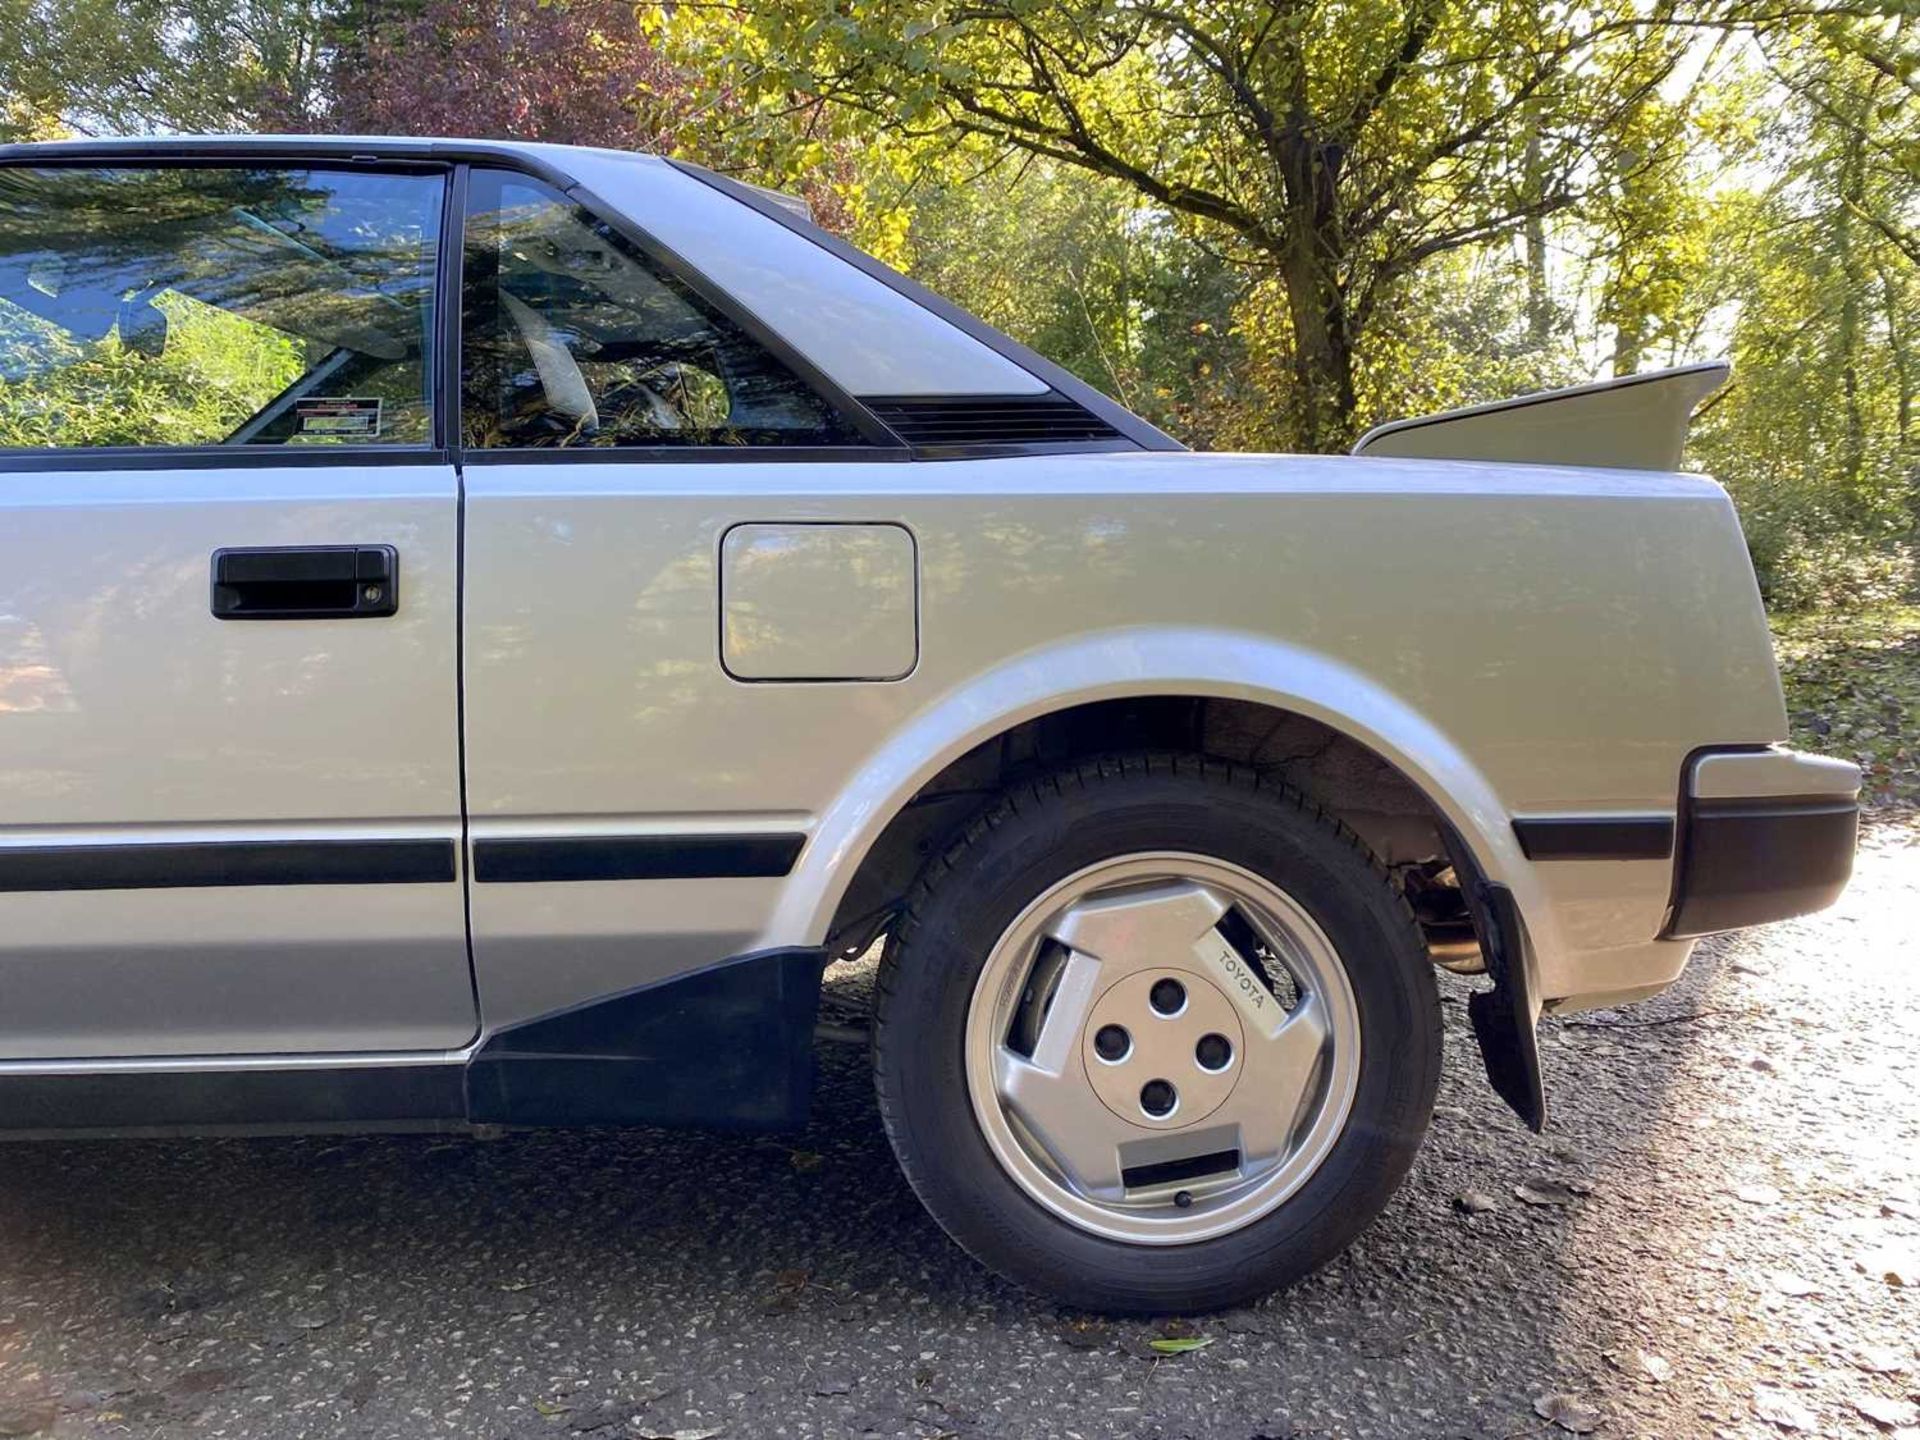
[0,948,827,1137]
[465,948,825,1130]
[0,1063,466,1136]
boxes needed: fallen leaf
[1854,1345,1908,1375]
[1856,1246,1919,1287]
[1853,1394,1920,1429]
[1753,1386,1818,1430]
[1515,1179,1589,1207]
[1769,1270,1819,1296]
[1453,1190,1498,1215]
[1148,1336,1214,1355]
[0,1400,56,1438]
[788,1150,824,1174]
[1532,1392,1601,1433]
[534,1398,571,1417]
[1604,1349,1672,1383]
[1736,1183,1783,1206]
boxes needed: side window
[0,166,442,450]
[460,170,862,449]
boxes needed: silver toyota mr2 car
[0,136,1859,1311]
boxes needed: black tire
[873,752,1441,1313]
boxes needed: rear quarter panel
[462,449,1781,1021]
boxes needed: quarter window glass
[0,166,441,449]
[461,170,860,449]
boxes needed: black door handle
[211,545,399,620]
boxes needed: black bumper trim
[1663,793,1858,939]
[1513,815,1675,861]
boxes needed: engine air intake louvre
[862,393,1122,448]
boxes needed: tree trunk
[1278,241,1356,452]
[1524,131,1552,349]
[1276,138,1357,453]
[1612,312,1646,378]
[1835,123,1867,496]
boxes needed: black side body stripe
[0,839,457,892]
[1511,816,1676,861]
[472,833,805,883]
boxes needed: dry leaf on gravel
[1769,1270,1819,1296]
[1854,1346,1909,1375]
[1604,1349,1673,1383]
[1737,1184,1784,1205]
[1853,1394,1920,1429]
[1856,1246,1919,1287]
[1453,1190,1498,1214]
[1532,1392,1601,1433]
[0,1400,56,1438]
[1515,1178,1590,1207]
[1753,1386,1818,1431]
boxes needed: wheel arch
[753,627,1543,960]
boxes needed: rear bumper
[1662,748,1861,939]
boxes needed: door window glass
[0,166,442,449]
[461,170,861,449]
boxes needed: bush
[1743,513,1915,613]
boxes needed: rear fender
[755,626,1548,960]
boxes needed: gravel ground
[1,818,1915,1440]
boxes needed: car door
[455,167,918,1040]
[0,159,474,1059]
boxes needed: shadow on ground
[1,820,1915,1439]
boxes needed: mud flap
[1445,831,1546,1132]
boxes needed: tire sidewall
[876,759,1439,1313]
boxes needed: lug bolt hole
[1148,978,1187,1016]
[1092,1024,1131,1063]
[1139,1079,1177,1118]
[1195,1033,1234,1072]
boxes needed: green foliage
[0,0,329,134]
[0,294,303,448]
[1683,17,1918,611]
[656,0,1723,450]
[1775,604,1920,807]
[2,0,1915,610]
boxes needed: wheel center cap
[1081,966,1245,1129]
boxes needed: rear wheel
[873,753,1440,1313]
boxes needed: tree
[306,0,693,150]
[659,0,1739,450]
[0,0,330,134]
[1686,11,1918,607]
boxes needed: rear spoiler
[1351,360,1730,471]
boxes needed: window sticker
[294,396,383,438]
